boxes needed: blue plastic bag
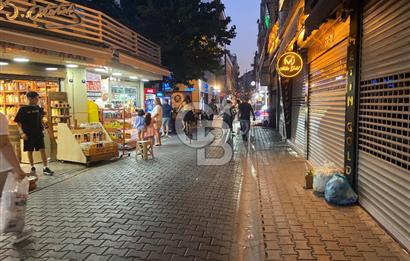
[324,174,358,206]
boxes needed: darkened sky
[223,0,259,76]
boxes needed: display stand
[47,92,71,138]
[100,108,136,157]
[56,122,118,165]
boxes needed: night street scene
[0,0,409,260]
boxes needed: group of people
[221,98,256,141]
[133,97,173,146]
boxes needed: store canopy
[304,0,343,39]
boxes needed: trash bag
[312,162,339,193]
[325,174,358,206]
[0,173,29,234]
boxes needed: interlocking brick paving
[0,135,243,261]
[251,128,409,261]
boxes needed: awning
[304,0,343,39]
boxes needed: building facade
[256,0,410,250]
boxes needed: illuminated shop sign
[0,0,82,29]
[276,52,303,78]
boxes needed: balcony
[0,0,161,66]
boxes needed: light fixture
[142,79,149,82]
[13,57,29,63]
[66,64,78,68]
[112,72,122,76]
[94,68,107,73]
[129,76,138,80]
[46,67,58,71]
[251,81,256,86]
[0,61,8,66]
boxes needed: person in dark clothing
[208,99,218,122]
[238,99,256,141]
[161,99,172,137]
[14,91,54,176]
[222,100,234,130]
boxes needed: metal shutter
[308,39,348,170]
[358,0,410,249]
[291,66,307,156]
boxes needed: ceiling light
[46,67,58,71]
[112,72,122,76]
[142,79,149,82]
[13,57,29,63]
[94,68,107,73]
[129,76,138,80]
[66,64,78,68]
[0,62,8,66]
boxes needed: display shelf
[0,79,58,124]
[100,108,136,155]
[57,122,118,165]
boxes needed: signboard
[0,0,82,29]
[145,88,155,94]
[276,52,303,78]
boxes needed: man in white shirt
[95,93,109,108]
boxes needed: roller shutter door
[308,39,348,170]
[291,65,307,156]
[358,0,410,249]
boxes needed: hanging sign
[0,0,82,29]
[276,52,303,78]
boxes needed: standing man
[14,92,54,176]
[238,99,256,142]
[162,99,172,137]
[151,97,163,146]
[95,93,109,108]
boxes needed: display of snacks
[100,109,136,152]
[0,79,59,124]
[57,122,118,164]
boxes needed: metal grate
[359,72,410,170]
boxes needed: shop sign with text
[0,0,82,29]
[276,52,303,78]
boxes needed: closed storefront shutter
[308,39,348,170]
[358,0,410,249]
[291,66,307,156]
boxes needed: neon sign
[276,52,303,78]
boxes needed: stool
[136,140,154,160]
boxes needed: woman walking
[151,97,163,146]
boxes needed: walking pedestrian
[238,98,256,142]
[14,91,54,176]
[161,99,172,137]
[178,96,195,135]
[0,112,32,243]
[152,97,163,146]
[222,100,234,142]
[208,98,218,122]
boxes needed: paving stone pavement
[1,127,409,261]
[0,134,243,261]
[250,127,410,261]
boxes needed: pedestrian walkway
[1,128,409,261]
[0,136,243,261]
[250,127,409,261]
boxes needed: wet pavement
[0,127,409,261]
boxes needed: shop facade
[258,0,409,249]
[0,0,170,163]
